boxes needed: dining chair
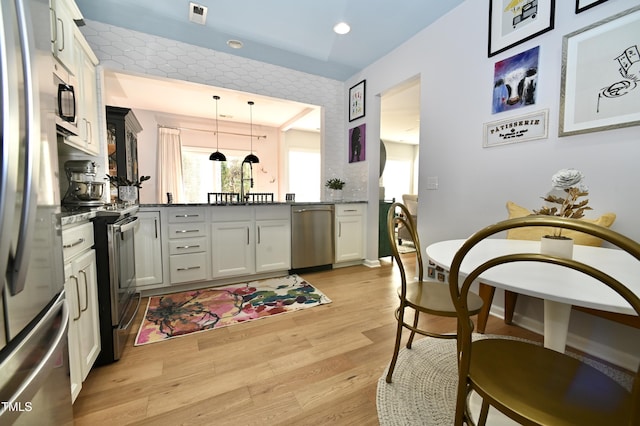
[384,202,483,383]
[449,215,640,425]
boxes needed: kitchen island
[134,201,366,294]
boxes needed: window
[288,149,320,202]
[382,159,413,203]
[181,147,247,203]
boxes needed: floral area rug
[135,275,331,346]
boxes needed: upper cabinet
[52,0,101,157]
[73,28,99,155]
[50,0,82,75]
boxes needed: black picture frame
[576,0,609,14]
[488,0,555,57]
[349,80,366,122]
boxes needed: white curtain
[157,127,184,203]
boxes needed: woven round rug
[376,335,633,425]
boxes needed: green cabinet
[379,201,394,258]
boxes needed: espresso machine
[62,160,106,207]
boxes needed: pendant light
[209,95,226,161]
[243,101,259,164]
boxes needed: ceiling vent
[189,2,208,25]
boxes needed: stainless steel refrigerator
[0,0,73,424]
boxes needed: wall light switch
[426,176,439,190]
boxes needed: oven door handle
[114,216,139,234]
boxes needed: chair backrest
[448,215,640,423]
[387,202,424,286]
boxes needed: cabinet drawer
[336,204,364,216]
[168,223,206,239]
[168,208,206,223]
[169,253,207,283]
[169,237,207,255]
[62,222,94,260]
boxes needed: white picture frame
[483,109,549,147]
[559,6,640,136]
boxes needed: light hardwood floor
[72,255,543,425]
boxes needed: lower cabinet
[211,220,255,278]
[62,221,100,403]
[167,208,208,284]
[256,219,291,272]
[335,204,365,263]
[135,205,294,289]
[134,211,163,287]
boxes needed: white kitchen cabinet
[255,219,291,272]
[168,208,209,284]
[50,0,81,74]
[335,204,365,263]
[134,211,164,289]
[211,220,255,278]
[64,26,99,155]
[62,221,100,402]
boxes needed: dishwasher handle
[292,206,334,214]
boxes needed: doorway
[380,77,420,204]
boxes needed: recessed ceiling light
[333,22,350,35]
[227,39,243,49]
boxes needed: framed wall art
[483,109,549,147]
[559,5,640,136]
[488,0,555,57]
[493,46,540,114]
[576,0,609,14]
[349,80,366,122]
[349,123,366,163]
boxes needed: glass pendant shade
[243,100,259,163]
[209,95,226,161]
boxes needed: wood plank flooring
[72,255,543,425]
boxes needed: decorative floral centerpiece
[107,175,151,205]
[533,168,591,238]
[325,178,345,190]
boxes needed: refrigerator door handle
[0,297,69,422]
[0,0,21,287]
[7,0,39,295]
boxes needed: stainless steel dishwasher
[291,204,335,270]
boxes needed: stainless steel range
[92,205,140,365]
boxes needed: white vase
[540,236,574,259]
[118,186,138,205]
[331,188,343,201]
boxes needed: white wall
[352,0,640,368]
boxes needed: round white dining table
[426,238,640,352]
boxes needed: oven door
[107,215,141,359]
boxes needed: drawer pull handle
[63,238,85,249]
[344,209,357,212]
[176,229,198,233]
[176,266,201,271]
[177,245,200,249]
[176,214,200,218]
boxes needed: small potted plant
[533,168,591,257]
[325,178,345,201]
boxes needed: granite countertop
[60,209,97,226]
[140,200,368,208]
